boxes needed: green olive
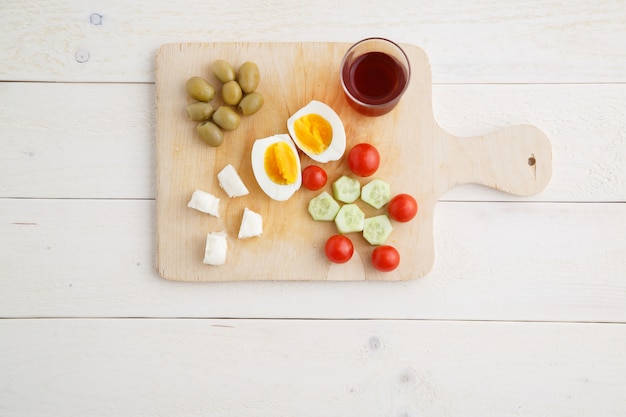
[185,76,215,102]
[197,121,224,147]
[212,106,241,131]
[213,59,236,83]
[237,61,260,93]
[238,92,264,116]
[222,80,243,106]
[186,102,215,121]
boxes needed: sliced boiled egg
[287,100,346,163]
[251,134,302,201]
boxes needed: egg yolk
[293,113,333,155]
[264,142,298,185]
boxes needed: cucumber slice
[363,214,393,245]
[361,179,391,209]
[332,175,361,203]
[308,191,340,221]
[334,204,365,234]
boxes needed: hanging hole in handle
[528,155,536,166]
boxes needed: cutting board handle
[440,124,552,196]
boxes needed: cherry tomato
[387,194,418,222]
[302,165,328,191]
[348,143,380,177]
[371,245,400,272]
[324,235,354,264]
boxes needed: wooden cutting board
[155,42,552,282]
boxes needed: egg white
[287,100,346,163]
[251,134,302,201]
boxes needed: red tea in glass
[340,38,411,117]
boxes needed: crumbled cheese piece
[217,164,249,198]
[187,190,220,217]
[238,208,263,239]
[203,231,227,266]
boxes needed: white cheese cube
[217,164,249,198]
[203,231,227,266]
[187,190,220,217]
[238,208,263,239]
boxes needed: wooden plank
[1,318,625,417]
[2,198,625,321]
[0,0,624,83]
[436,84,626,202]
[0,82,156,199]
[2,81,623,201]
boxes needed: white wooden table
[1,1,625,416]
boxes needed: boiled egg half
[287,100,346,163]
[251,134,302,201]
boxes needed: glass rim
[340,37,412,110]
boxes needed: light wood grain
[1,319,625,417]
[1,0,625,83]
[2,198,625,321]
[0,82,155,199]
[436,84,626,202]
[155,42,551,282]
[1,1,625,415]
[2,82,622,201]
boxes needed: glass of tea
[340,37,411,117]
